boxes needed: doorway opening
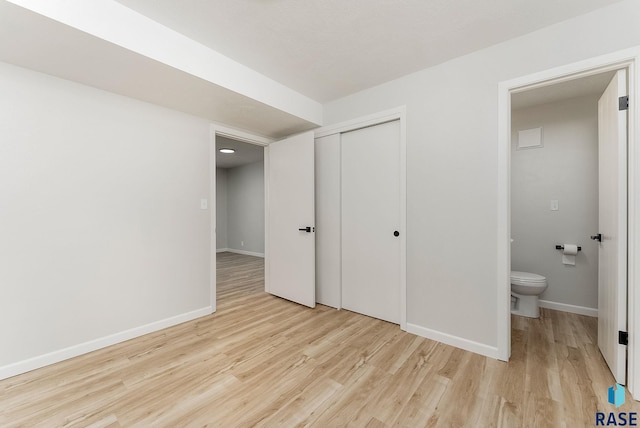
[215,135,265,308]
[497,48,639,397]
[210,127,270,312]
[215,136,265,258]
[510,69,626,382]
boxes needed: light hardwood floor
[1,252,639,427]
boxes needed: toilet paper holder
[555,245,581,251]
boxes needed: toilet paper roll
[562,244,578,266]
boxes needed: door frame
[315,106,407,330]
[209,124,272,312]
[497,47,639,397]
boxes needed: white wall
[224,161,265,255]
[511,95,599,312]
[0,61,211,377]
[216,168,228,250]
[322,0,640,353]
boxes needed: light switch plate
[550,200,559,211]
[200,199,208,210]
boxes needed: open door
[597,69,628,384]
[265,131,316,308]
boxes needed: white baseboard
[0,306,212,381]
[218,248,265,258]
[406,323,500,360]
[539,300,598,317]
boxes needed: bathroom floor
[509,307,640,425]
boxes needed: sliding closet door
[341,120,401,324]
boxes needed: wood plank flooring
[1,251,639,427]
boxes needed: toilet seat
[510,271,546,286]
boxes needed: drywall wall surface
[0,61,211,368]
[511,96,599,311]
[315,134,341,308]
[322,0,640,349]
[226,161,265,254]
[216,168,228,250]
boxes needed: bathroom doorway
[510,71,613,318]
[497,48,640,394]
[509,69,628,384]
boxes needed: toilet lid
[510,271,546,283]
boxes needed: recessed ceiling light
[219,148,235,154]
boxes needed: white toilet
[510,271,548,318]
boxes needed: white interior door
[341,120,401,324]
[265,131,315,308]
[597,69,628,384]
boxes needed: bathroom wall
[217,161,265,256]
[511,95,599,314]
[216,168,228,250]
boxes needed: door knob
[298,227,312,233]
[393,231,400,237]
[591,233,602,242]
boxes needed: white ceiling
[113,0,624,102]
[0,0,625,138]
[216,136,264,169]
[511,70,616,110]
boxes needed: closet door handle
[299,227,312,233]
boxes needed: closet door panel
[341,120,401,324]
